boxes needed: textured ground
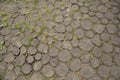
[0,0,120,80]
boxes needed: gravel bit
[100,32,110,42]
[79,39,94,51]
[27,55,34,64]
[49,47,59,57]
[58,50,72,62]
[70,58,81,71]
[81,20,93,30]
[110,65,120,79]
[41,54,50,64]
[62,41,72,50]
[5,71,16,80]
[4,53,15,63]
[20,46,27,55]
[66,72,79,80]
[15,55,25,66]
[41,65,54,77]
[91,35,101,46]
[101,54,112,66]
[55,24,65,33]
[28,46,37,55]
[33,61,42,72]
[21,63,32,75]
[71,47,81,58]
[89,74,102,80]
[55,15,64,23]
[114,54,120,66]
[50,57,58,67]
[38,43,48,54]
[80,64,95,79]
[30,72,43,80]
[98,5,107,13]
[93,47,102,58]
[102,43,113,53]
[98,65,110,78]
[74,28,84,39]
[106,24,117,34]
[0,28,10,36]
[90,58,100,68]
[93,24,105,34]
[34,53,42,60]
[80,53,90,63]
[55,63,69,76]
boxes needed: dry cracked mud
[0,0,120,80]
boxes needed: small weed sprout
[0,42,4,50]
[15,24,21,29]
[0,73,5,80]
[38,25,47,35]
[82,0,87,3]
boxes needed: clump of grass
[25,0,32,3]
[0,0,17,3]
[72,36,77,40]
[53,35,58,42]
[0,0,4,2]
[1,13,10,28]
[1,22,8,28]
[41,35,47,44]
[70,8,75,15]
[25,0,39,3]
[43,31,48,37]
[45,7,52,13]
[25,76,30,80]
[2,17,8,23]
[81,0,87,3]
[49,45,53,48]
[0,42,4,50]
[38,25,47,35]
[90,1,94,6]
[89,53,94,59]
[0,0,8,3]
[52,14,56,21]
[27,35,33,42]
[0,72,5,80]
[33,0,39,4]
[76,72,81,76]
[15,24,21,29]
[49,77,54,80]
[21,22,29,32]
[0,0,39,3]
[1,11,7,17]
[29,27,34,32]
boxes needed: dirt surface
[0,0,120,80]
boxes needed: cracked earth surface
[0,0,120,80]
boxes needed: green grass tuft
[27,35,33,41]
[45,7,52,13]
[0,72,5,80]
[82,0,87,3]
[89,53,94,59]
[0,42,4,50]
[1,22,8,28]
[38,25,47,35]
[15,24,21,29]
[0,0,39,3]
[33,0,39,4]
